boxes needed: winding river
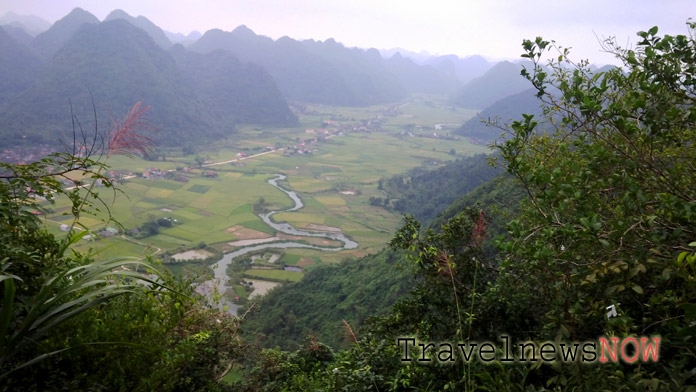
[206,174,358,314]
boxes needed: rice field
[40,95,490,294]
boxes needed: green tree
[492,24,696,389]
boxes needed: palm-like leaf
[0,256,174,376]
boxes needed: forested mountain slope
[2,19,225,147]
[0,27,44,103]
[191,26,408,106]
[452,60,533,108]
[170,45,298,127]
[455,87,544,143]
[31,7,99,60]
[377,153,501,224]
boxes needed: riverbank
[201,174,358,314]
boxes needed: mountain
[451,60,533,108]
[380,47,434,64]
[426,54,492,85]
[0,27,44,103]
[455,87,544,143]
[0,12,51,35]
[32,7,99,60]
[165,30,201,45]
[190,26,409,105]
[104,9,172,49]
[1,19,225,147]
[0,23,34,46]
[384,52,462,94]
[170,45,297,126]
[379,50,493,85]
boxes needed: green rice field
[40,95,490,297]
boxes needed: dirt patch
[278,233,304,241]
[297,257,315,267]
[304,223,342,233]
[227,237,281,247]
[171,249,213,261]
[304,237,342,247]
[224,225,272,240]
[247,279,281,299]
[194,280,216,297]
[277,233,341,247]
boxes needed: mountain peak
[0,11,52,35]
[32,7,99,59]
[63,7,99,21]
[104,9,131,20]
[231,24,256,37]
[103,9,172,49]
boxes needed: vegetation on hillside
[375,154,501,224]
[232,23,696,391]
[170,46,298,127]
[241,250,413,350]
[455,88,544,143]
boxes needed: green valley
[38,96,487,306]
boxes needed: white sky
[2,0,694,65]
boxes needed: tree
[492,23,696,388]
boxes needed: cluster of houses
[283,137,321,156]
[130,166,224,181]
[1,144,57,164]
[59,224,119,241]
[140,168,168,179]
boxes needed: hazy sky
[2,0,694,64]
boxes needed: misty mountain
[32,7,99,60]
[1,19,226,147]
[380,47,434,64]
[0,23,34,46]
[170,45,297,126]
[165,30,202,45]
[104,9,172,49]
[455,65,617,143]
[452,60,533,109]
[379,50,492,85]
[191,26,409,105]
[0,27,44,103]
[384,52,462,94]
[300,38,409,103]
[455,88,543,143]
[0,12,51,36]
[426,54,492,85]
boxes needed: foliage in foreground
[234,23,696,391]
[0,105,243,391]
